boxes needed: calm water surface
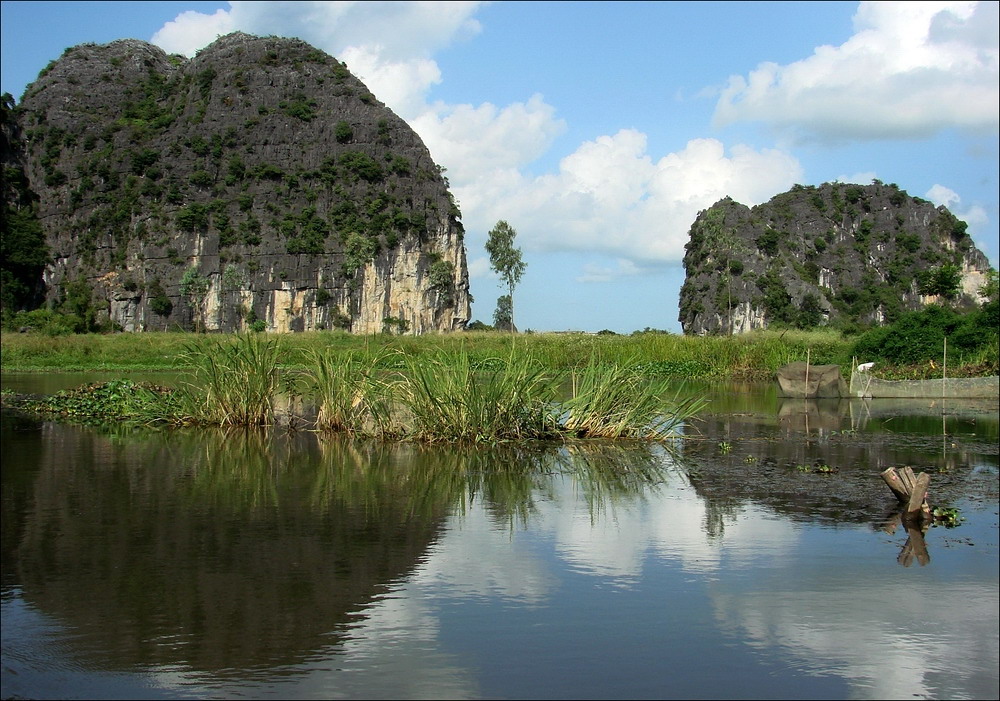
[2,374,998,700]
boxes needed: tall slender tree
[485,220,525,332]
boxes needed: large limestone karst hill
[8,32,471,333]
[679,181,992,335]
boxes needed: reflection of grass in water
[310,438,550,527]
[319,440,679,530]
[310,438,434,513]
[183,429,678,529]
[559,442,687,524]
[184,428,282,512]
[51,421,685,532]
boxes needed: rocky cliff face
[10,32,471,333]
[679,182,992,335]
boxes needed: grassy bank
[4,335,709,442]
[1,328,856,380]
[5,330,993,441]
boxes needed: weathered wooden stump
[881,467,934,567]
[882,466,933,566]
[881,466,931,518]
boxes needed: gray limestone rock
[679,182,992,335]
[10,32,471,333]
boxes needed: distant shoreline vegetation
[3,312,996,441]
[2,304,996,381]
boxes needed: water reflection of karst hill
[3,415,678,676]
[6,422,452,675]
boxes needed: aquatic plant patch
[6,380,180,426]
[563,356,707,439]
[294,347,397,435]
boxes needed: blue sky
[2,1,997,333]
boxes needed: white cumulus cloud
[453,132,803,265]
[926,183,962,208]
[152,8,237,56]
[713,1,1000,141]
[411,94,568,185]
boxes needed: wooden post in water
[805,348,811,396]
[943,337,947,400]
[881,466,931,518]
[882,467,910,502]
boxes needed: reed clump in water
[7,338,707,441]
[563,356,708,439]
[301,347,706,443]
[294,346,396,436]
[175,333,283,426]
[395,347,563,443]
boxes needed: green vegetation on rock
[680,181,994,336]
[2,33,470,334]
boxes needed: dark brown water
[2,374,997,700]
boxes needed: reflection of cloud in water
[317,588,479,699]
[403,460,802,588]
[147,461,994,700]
[413,505,557,604]
[652,497,797,575]
[404,466,996,700]
[546,471,799,580]
[711,583,999,700]
[550,501,647,580]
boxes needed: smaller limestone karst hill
[679,181,992,335]
[4,32,471,333]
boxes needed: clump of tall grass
[396,347,562,443]
[563,356,707,439]
[176,333,283,425]
[295,347,397,436]
[389,348,707,443]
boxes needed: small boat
[776,362,848,398]
[849,366,999,399]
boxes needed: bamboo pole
[943,337,947,399]
[805,348,811,396]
